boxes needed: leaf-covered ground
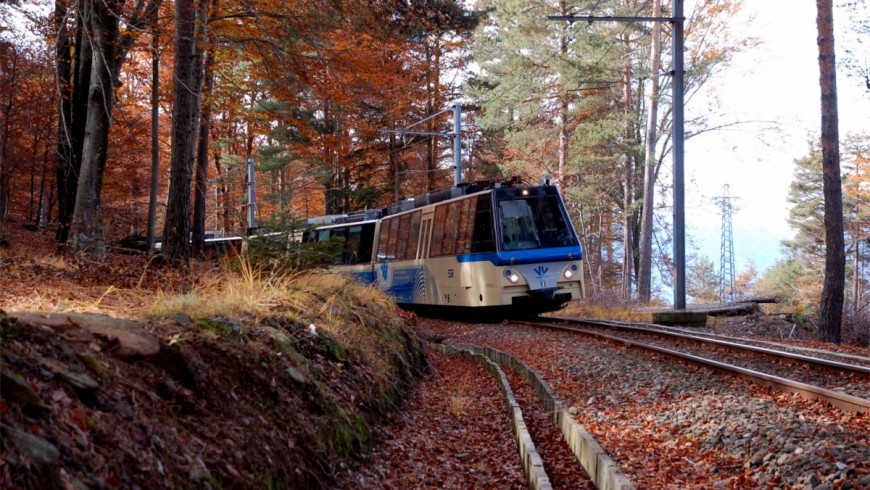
[423,319,870,489]
[1,227,433,488]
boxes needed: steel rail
[584,316,870,363]
[519,320,870,414]
[545,317,870,376]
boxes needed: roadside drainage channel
[431,343,552,490]
[439,342,635,490]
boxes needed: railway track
[525,317,870,414]
[423,318,870,488]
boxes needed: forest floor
[1,225,432,488]
[1,223,867,489]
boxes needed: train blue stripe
[455,246,583,265]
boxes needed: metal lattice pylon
[715,184,738,303]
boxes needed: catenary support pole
[672,0,686,310]
[454,101,462,186]
[247,158,255,231]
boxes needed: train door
[418,210,434,259]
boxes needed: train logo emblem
[380,263,390,284]
[534,266,549,288]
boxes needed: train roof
[310,176,559,227]
[383,176,530,216]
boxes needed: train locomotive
[304,177,585,318]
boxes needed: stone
[11,312,160,359]
[170,312,193,326]
[39,358,99,391]
[5,427,60,466]
[287,366,307,385]
[0,369,44,410]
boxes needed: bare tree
[815,0,845,343]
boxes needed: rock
[77,352,107,380]
[5,426,60,466]
[188,466,212,482]
[59,370,99,391]
[39,358,99,391]
[287,366,307,385]
[170,312,193,326]
[0,369,44,410]
[11,312,160,359]
[746,451,765,468]
[259,326,294,352]
[196,317,241,337]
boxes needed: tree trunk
[621,29,634,301]
[0,106,7,239]
[62,0,160,252]
[146,19,160,251]
[815,0,845,344]
[192,2,215,258]
[37,140,50,227]
[162,0,206,261]
[70,0,122,256]
[54,0,83,243]
[638,0,663,302]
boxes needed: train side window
[358,223,375,263]
[342,225,363,265]
[376,220,390,259]
[406,211,421,259]
[386,217,400,258]
[442,201,461,256]
[456,198,474,254]
[397,212,411,260]
[430,205,449,257]
[471,194,494,253]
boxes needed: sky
[682,0,870,277]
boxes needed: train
[304,177,585,318]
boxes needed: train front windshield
[498,195,578,251]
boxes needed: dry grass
[448,380,475,416]
[144,258,305,320]
[560,299,660,322]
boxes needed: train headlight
[503,269,520,284]
[563,263,579,279]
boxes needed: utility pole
[715,184,738,303]
[548,0,686,309]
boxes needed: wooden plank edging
[431,343,552,490]
[447,343,635,490]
